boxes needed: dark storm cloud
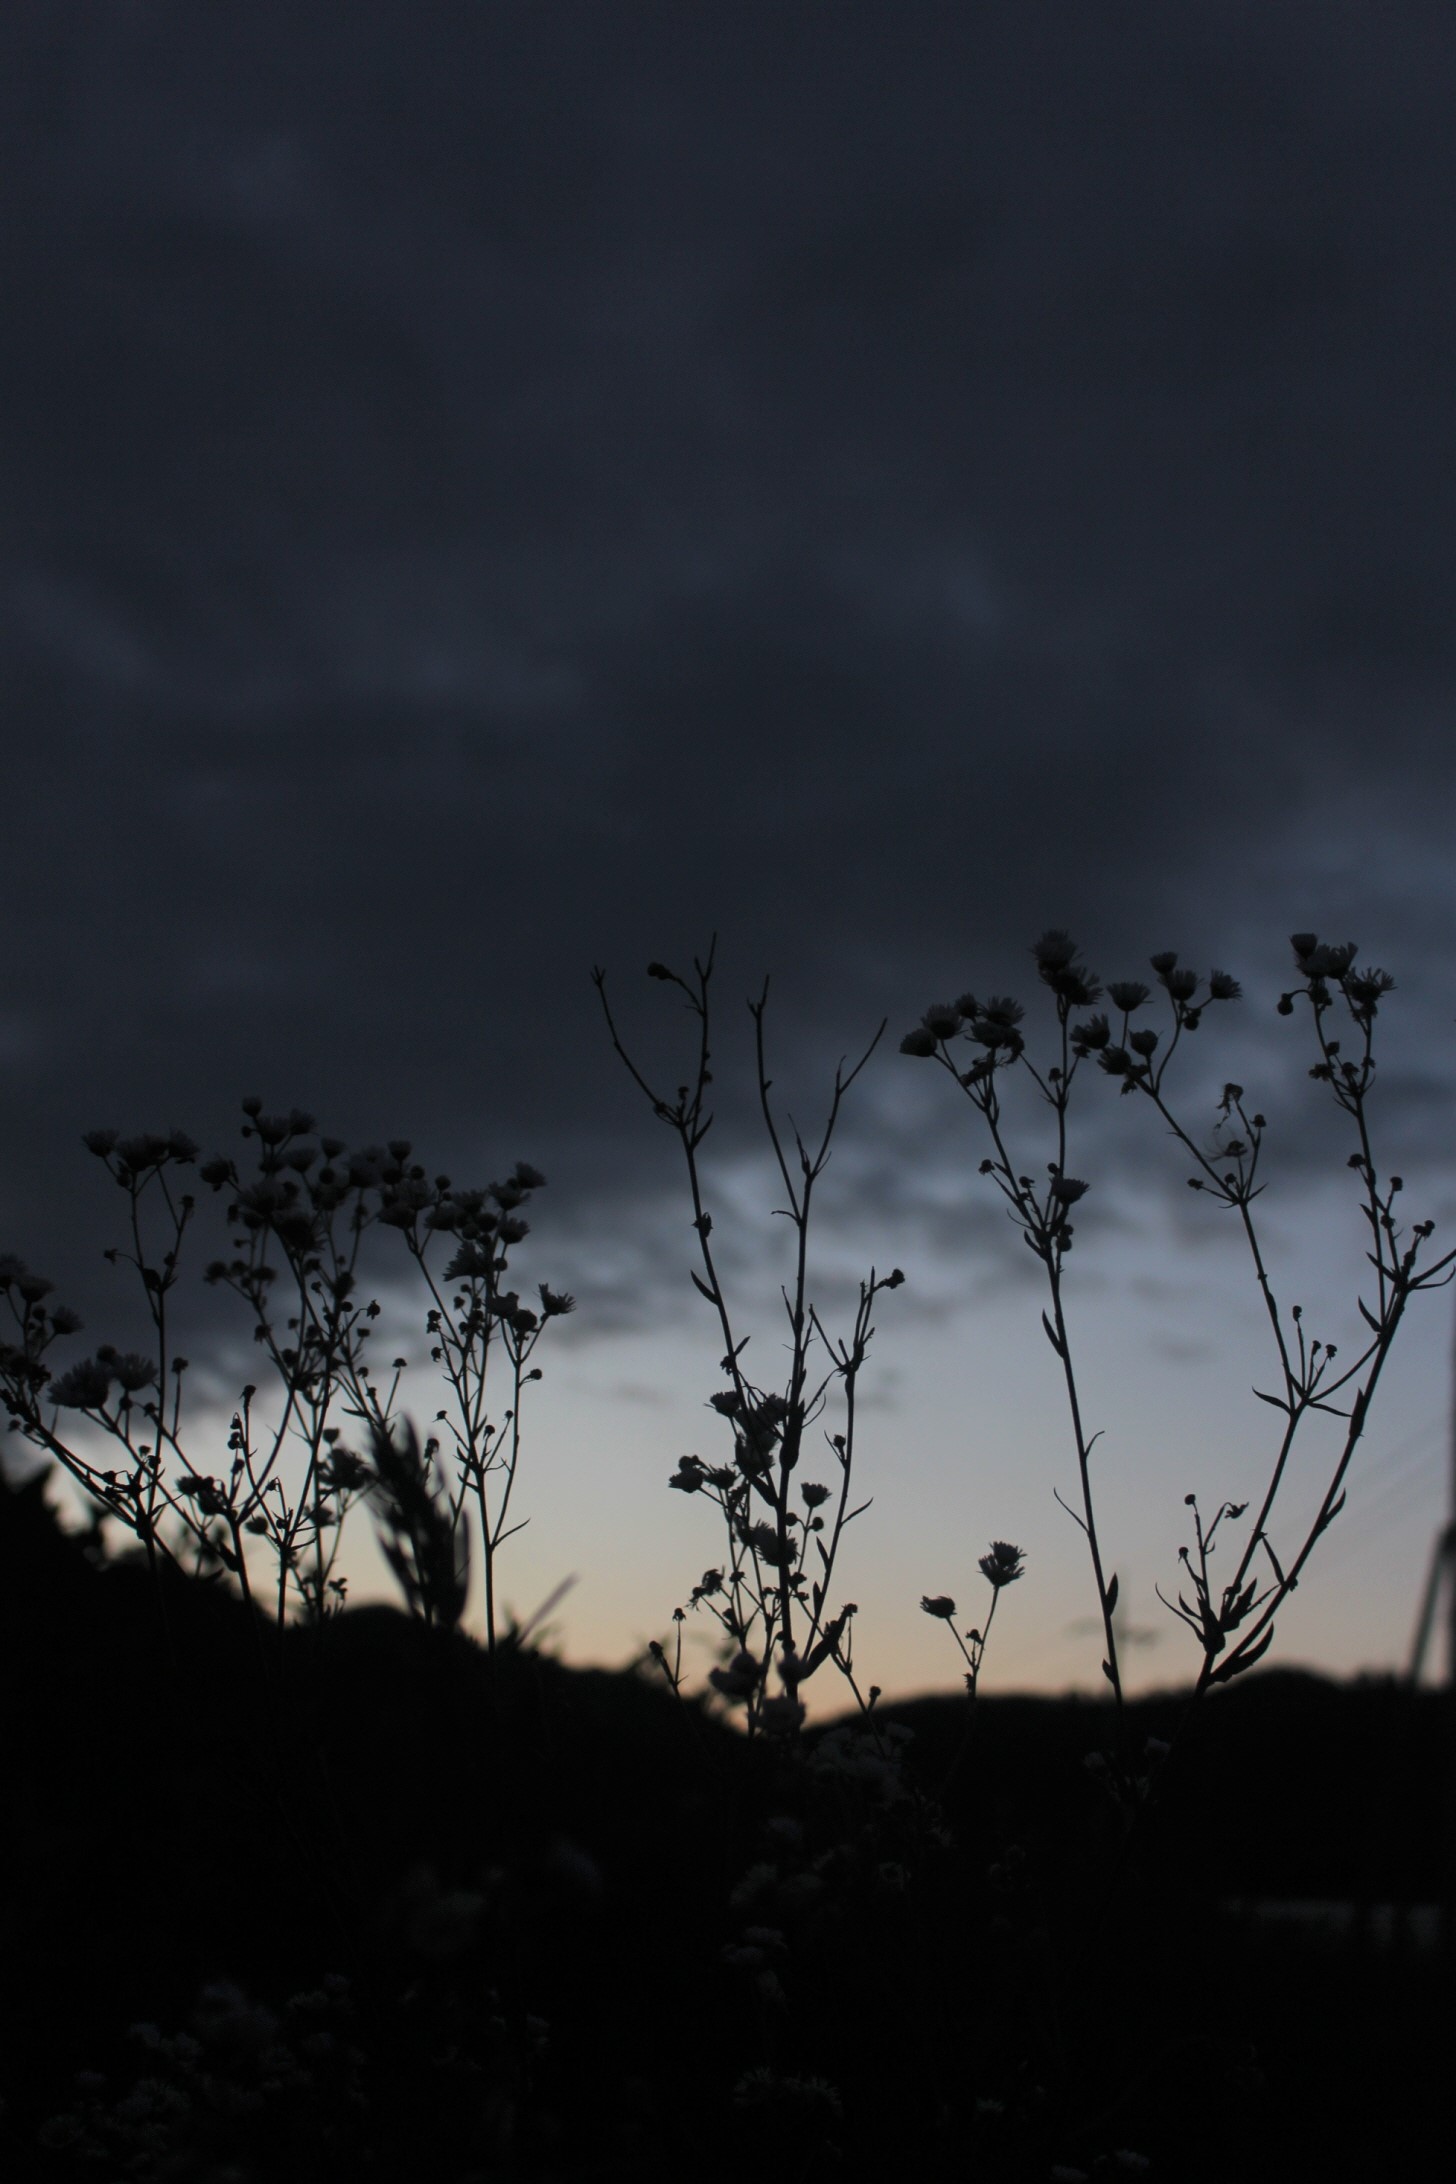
[2,0,1451,1349]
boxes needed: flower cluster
[1280,931,1398,1040]
[1031,929,1103,1008]
[902,925,1449,1732]
[921,1543,1027,1696]
[596,947,898,1736]
[901,991,1027,1072]
[1068,950,1241,1085]
[2,1099,567,1646]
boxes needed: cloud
[1,0,1450,1357]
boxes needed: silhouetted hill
[0,1465,772,2173]
[831,1664,1446,1904]
[2,1464,1449,2181]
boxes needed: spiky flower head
[1347,968,1396,1011]
[1033,930,1078,970]
[921,1002,963,1039]
[979,1540,1026,1588]
[49,1357,115,1409]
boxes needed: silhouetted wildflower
[922,1002,963,1038]
[49,1357,114,1408]
[979,1541,1026,1588]
[1033,930,1078,971]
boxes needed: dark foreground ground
[2,1465,1450,2181]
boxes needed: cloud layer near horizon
[2,4,1451,1690]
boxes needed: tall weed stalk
[0,1107,569,1659]
[899,930,1453,1780]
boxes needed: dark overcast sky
[3,1,1453,1699]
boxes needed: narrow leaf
[1220,1579,1254,1632]
[690,1269,719,1304]
[1105,1572,1119,1618]
[1101,1659,1115,1684]
[1252,1387,1291,1414]
[1261,1534,1288,1588]
[1041,1310,1064,1357]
